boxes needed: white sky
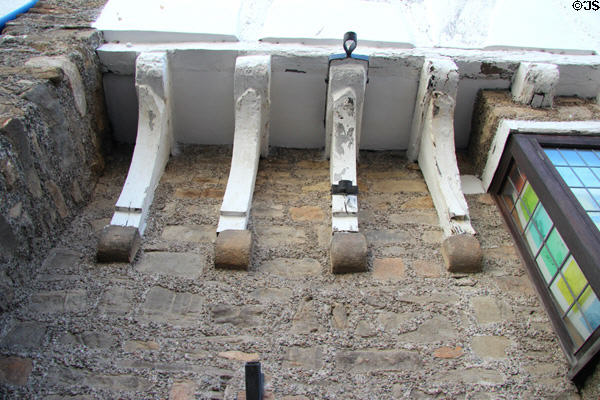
[94,0,600,53]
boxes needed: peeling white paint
[511,62,559,108]
[327,58,367,233]
[217,55,271,233]
[110,52,173,235]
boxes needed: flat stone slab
[261,258,321,278]
[136,252,204,279]
[330,232,368,274]
[214,230,252,270]
[97,225,141,263]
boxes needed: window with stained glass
[492,133,600,380]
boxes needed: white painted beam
[407,57,458,161]
[97,52,172,262]
[511,62,559,108]
[111,52,172,235]
[326,59,368,233]
[326,58,369,274]
[412,58,482,272]
[419,91,475,237]
[217,55,271,233]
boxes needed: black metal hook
[343,31,357,58]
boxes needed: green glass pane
[579,286,600,332]
[536,246,558,284]
[557,167,582,186]
[514,198,531,229]
[560,149,586,166]
[579,150,600,167]
[531,205,552,238]
[572,188,600,211]
[524,220,544,254]
[521,183,539,216]
[565,304,587,349]
[546,228,569,268]
[545,149,567,166]
[551,275,573,313]
[561,257,587,299]
[573,167,600,187]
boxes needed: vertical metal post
[245,361,264,400]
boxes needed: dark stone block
[97,225,141,263]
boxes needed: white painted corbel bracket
[326,58,368,273]
[411,58,482,272]
[511,62,559,108]
[215,55,271,270]
[97,52,173,263]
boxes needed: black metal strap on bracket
[331,180,358,195]
[245,361,264,400]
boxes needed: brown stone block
[441,234,483,273]
[0,356,33,386]
[215,230,252,270]
[96,225,141,263]
[330,232,368,274]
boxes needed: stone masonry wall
[0,0,109,310]
[468,90,600,177]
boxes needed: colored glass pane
[501,180,516,210]
[531,205,552,238]
[572,188,600,211]
[556,167,582,186]
[589,212,600,230]
[565,304,588,349]
[593,168,600,181]
[514,198,531,228]
[560,149,586,166]
[509,164,526,193]
[521,183,539,216]
[579,286,600,333]
[545,149,566,166]
[551,275,573,314]
[579,150,600,167]
[573,167,600,187]
[590,188,600,207]
[511,208,524,233]
[536,245,558,284]
[524,219,543,254]
[560,257,587,299]
[546,228,568,268]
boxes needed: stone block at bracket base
[215,230,253,270]
[330,232,368,274]
[97,225,141,263]
[441,234,482,273]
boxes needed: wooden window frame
[491,133,600,381]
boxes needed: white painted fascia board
[481,120,600,191]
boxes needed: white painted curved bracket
[408,57,458,162]
[326,58,368,233]
[217,55,271,233]
[411,58,475,237]
[511,62,559,108]
[110,51,173,235]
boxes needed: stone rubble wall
[469,90,600,176]
[0,0,110,307]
